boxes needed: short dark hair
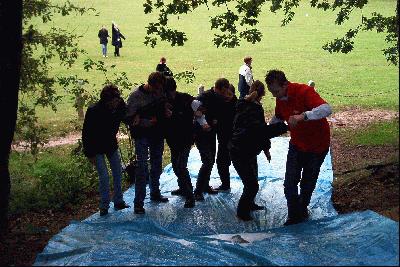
[265,69,288,86]
[100,84,120,101]
[164,76,177,92]
[148,71,166,87]
[215,78,230,90]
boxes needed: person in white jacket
[238,56,254,99]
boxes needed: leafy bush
[9,144,97,214]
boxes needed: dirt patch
[328,106,398,129]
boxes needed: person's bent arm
[303,103,332,121]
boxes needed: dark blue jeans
[284,143,328,219]
[134,136,164,207]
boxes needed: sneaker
[184,198,195,208]
[103,55,106,57]
[204,186,218,195]
[134,205,145,214]
[171,188,184,196]
[150,194,169,203]
[194,192,205,201]
[100,208,108,216]
[250,203,264,211]
[114,202,130,211]
[237,212,253,221]
[215,185,231,192]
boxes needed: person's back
[98,28,109,44]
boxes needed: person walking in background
[112,22,125,57]
[265,69,332,226]
[238,56,254,99]
[230,80,287,221]
[98,25,109,57]
[82,85,130,216]
[126,72,169,214]
[156,57,173,77]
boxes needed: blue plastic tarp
[34,137,399,266]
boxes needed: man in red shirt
[265,70,332,226]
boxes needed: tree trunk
[0,1,23,235]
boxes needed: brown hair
[245,80,265,101]
[147,71,166,87]
[214,78,230,90]
[244,56,252,64]
[100,84,120,102]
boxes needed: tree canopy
[143,0,399,65]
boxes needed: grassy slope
[30,0,398,135]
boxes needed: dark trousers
[133,135,164,207]
[231,151,259,216]
[114,46,120,56]
[284,143,328,219]
[216,135,232,187]
[194,130,216,193]
[170,145,194,200]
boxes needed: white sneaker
[103,55,106,57]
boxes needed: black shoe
[237,212,253,221]
[150,194,169,203]
[134,205,145,214]
[171,188,185,196]
[100,208,108,216]
[215,185,231,192]
[184,198,195,208]
[204,186,218,195]
[114,202,130,211]
[283,217,304,226]
[194,192,205,201]
[250,203,265,211]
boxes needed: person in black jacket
[111,22,125,57]
[82,84,130,216]
[230,80,287,221]
[156,57,173,77]
[163,77,209,208]
[193,78,235,201]
[98,25,109,57]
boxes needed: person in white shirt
[238,56,254,99]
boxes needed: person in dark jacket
[111,22,125,57]
[126,72,169,214]
[82,84,130,216]
[163,77,208,208]
[230,80,287,221]
[98,25,109,57]
[193,78,235,201]
[156,57,173,77]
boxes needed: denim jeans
[134,136,164,206]
[284,143,328,219]
[95,149,124,210]
[101,44,107,56]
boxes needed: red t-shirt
[275,82,330,153]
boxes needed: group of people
[82,56,332,226]
[98,22,125,57]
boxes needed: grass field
[29,0,398,134]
